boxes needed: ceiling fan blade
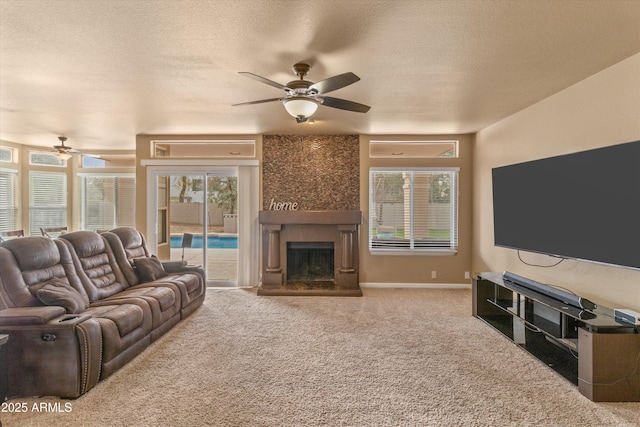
[320,96,370,113]
[232,97,283,107]
[309,72,360,94]
[52,146,78,152]
[238,72,290,91]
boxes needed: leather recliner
[0,228,205,398]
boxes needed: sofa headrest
[109,227,143,250]
[0,237,60,271]
[59,231,106,257]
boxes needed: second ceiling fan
[51,136,100,160]
[232,63,370,123]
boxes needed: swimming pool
[170,235,238,249]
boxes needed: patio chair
[181,233,194,261]
[40,226,68,238]
[0,229,24,242]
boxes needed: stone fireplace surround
[258,210,362,296]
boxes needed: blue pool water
[170,235,238,249]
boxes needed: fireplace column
[266,226,282,273]
[338,225,356,275]
[262,224,283,287]
[335,224,358,289]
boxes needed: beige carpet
[2,288,639,427]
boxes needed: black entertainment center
[479,140,640,401]
[473,272,640,402]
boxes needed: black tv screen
[492,140,640,270]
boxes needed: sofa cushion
[97,286,180,339]
[0,237,88,310]
[36,277,90,314]
[84,303,152,367]
[92,304,145,338]
[134,256,168,282]
[59,231,130,302]
[161,273,202,295]
[1,237,60,271]
[131,286,176,312]
[112,227,148,257]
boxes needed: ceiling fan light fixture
[55,151,72,161]
[283,98,319,121]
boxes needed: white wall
[473,53,640,311]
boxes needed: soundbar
[502,271,597,310]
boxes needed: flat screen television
[492,140,640,270]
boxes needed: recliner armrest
[0,306,66,327]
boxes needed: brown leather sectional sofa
[0,227,205,399]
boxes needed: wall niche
[263,135,359,211]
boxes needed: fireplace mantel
[258,210,362,296]
[259,210,362,225]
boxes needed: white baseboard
[360,282,471,289]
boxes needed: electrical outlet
[465,271,470,279]
[431,271,437,279]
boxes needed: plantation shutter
[29,171,67,236]
[0,168,18,231]
[79,175,135,230]
[369,168,458,253]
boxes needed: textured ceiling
[1,0,639,151]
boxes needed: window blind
[0,168,18,231]
[29,171,67,236]
[79,175,135,230]
[369,168,458,253]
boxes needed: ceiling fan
[232,63,370,123]
[51,136,100,160]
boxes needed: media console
[473,272,640,402]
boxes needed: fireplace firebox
[287,242,335,283]
[258,210,362,296]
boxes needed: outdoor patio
[169,223,237,285]
[170,247,238,285]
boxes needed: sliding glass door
[147,162,259,288]
[156,170,238,286]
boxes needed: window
[81,154,136,168]
[82,157,107,168]
[369,140,458,158]
[29,151,67,167]
[152,140,256,158]
[369,168,458,254]
[79,175,135,230]
[0,168,18,231]
[0,147,14,163]
[30,171,67,235]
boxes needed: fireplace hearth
[258,210,362,296]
